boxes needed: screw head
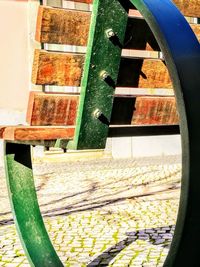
[100,70,109,81]
[106,28,115,39]
[93,109,102,119]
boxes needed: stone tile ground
[0,155,181,266]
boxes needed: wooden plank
[132,97,179,125]
[32,49,84,86]
[32,50,172,88]
[35,6,200,47]
[27,92,178,126]
[65,0,200,17]
[26,91,79,126]
[111,96,179,125]
[36,6,153,48]
[0,127,7,138]
[0,124,180,140]
[191,24,200,40]
[118,58,172,88]
[72,0,92,3]
[35,6,90,46]
[173,0,200,18]
[1,126,75,141]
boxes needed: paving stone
[0,155,181,266]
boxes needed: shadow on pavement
[87,225,175,266]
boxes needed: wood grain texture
[26,92,178,126]
[35,5,200,47]
[191,24,200,41]
[132,97,179,125]
[0,127,7,138]
[65,0,200,17]
[173,0,200,17]
[1,126,75,141]
[35,6,90,46]
[110,97,179,125]
[32,50,172,88]
[118,58,172,88]
[32,49,84,86]
[27,92,79,126]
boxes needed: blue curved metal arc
[130,0,200,266]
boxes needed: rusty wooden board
[26,91,79,126]
[132,96,179,125]
[35,6,200,47]
[32,49,84,86]
[65,0,200,18]
[173,0,200,17]
[0,127,7,138]
[32,50,172,88]
[118,58,172,88]
[26,92,178,126]
[191,24,200,40]
[35,6,90,46]
[110,96,179,125]
[0,126,75,141]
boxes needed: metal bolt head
[106,28,115,39]
[93,109,102,119]
[100,70,109,81]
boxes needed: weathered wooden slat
[27,92,178,126]
[66,0,200,18]
[0,126,75,141]
[132,96,179,125]
[111,96,179,125]
[173,0,200,18]
[72,0,92,3]
[191,24,200,40]
[27,91,79,126]
[35,6,90,46]
[35,6,150,48]
[117,58,172,88]
[35,5,200,47]
[32,50,172,88]
[32,50,84,86]
[0,127,7,138]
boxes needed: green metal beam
[68,0,128,150]
[4,142,63,267]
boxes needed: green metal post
[68,0,128,150]
[4,142,64,267]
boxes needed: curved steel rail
[4,0,200,266]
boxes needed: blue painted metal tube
[130,0,200,266]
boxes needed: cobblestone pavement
[0,155,181,266]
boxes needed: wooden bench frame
[2,0,200,266]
